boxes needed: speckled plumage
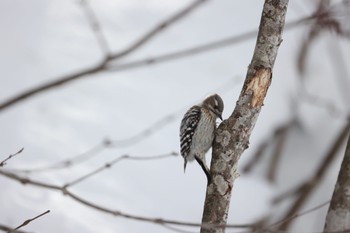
[179,94,224,181]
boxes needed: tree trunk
[324,127,350,232]
[200,1,289,232]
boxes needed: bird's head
[203,94,224,121]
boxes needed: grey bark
[200,1,289,232]
[324,129,350,232]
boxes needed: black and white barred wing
[180,106,201,160]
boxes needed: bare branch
[0,0,207,112]
[0,148,24,167]
[11,141,107,173]
[242,138,269,174]
[7,210,50,233]
[266,122,292,182]
[80,0,111,56]
[297,0,329,75]
[64,152,178,188]
[0,62,108,112]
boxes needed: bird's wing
[180,105,201,158]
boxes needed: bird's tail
[184,159,187,173]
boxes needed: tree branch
[0,148,24,167]
[64,152,177,188]
[200,1,289,232]
[0,0,207,112]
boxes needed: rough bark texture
[324,130,350,232]
[200,1,289,232]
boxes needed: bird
[179,94,224,183]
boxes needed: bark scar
[245,68,272,107]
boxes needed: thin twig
[0,148,24,167]
[7,210,50,233]
[266,121,294,182]
[242,139,269,174]
[297,1,328,75]
[64,152,178,188]
[80,0,111,56]
[11,141,107,173]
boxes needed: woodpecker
[180,94,224,183]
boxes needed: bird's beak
[215,112,223,121]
